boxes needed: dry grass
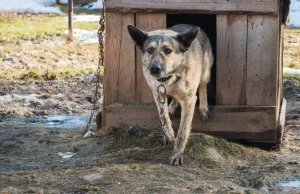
[284,28,300,69]
[0,13,99,43]
[0,43,99,80]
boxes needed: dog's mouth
[157,75,173,82]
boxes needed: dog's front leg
[170,95,197,166]
[153,92,175,144]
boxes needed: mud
[0,81,299,193]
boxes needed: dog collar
[157,75,172,82]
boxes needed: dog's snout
[149,64,161,76]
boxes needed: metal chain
[84,0,106,133]
[157,83,167,128]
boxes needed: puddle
[278,180,300,187]
[26,115,88,128]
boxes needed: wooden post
[68,0,73,37]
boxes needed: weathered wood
[118,14,136,103]
[216,15,247,105]
[276,98,287,148]
[105,105,277,140]
[277,2,284,122]
[135,13,166,103]
[106,105,160,129]
[106,0,278,15]
[246,15,278,106]
[103,13,135,107]
[203,130,277,142]
[68,0,73,36]
[103,13,121,106]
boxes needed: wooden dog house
[102,0,287,145]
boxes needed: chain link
[157,84,167,127]
[84,0,106,133]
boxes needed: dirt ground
[1,82,300,194]
[1,30,300,193]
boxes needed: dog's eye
[147,48,153,54]
[164,48,172,55]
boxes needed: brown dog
[128,24,213,165]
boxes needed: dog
[127,24,213,166]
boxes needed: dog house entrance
[167,14,216,105]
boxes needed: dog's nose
[149,65,161,76]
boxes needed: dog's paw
[170,153,183,166]
[201,110,210,122]
[163,135,174,145]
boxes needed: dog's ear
[127,25,148,50]
[177,27,200,52]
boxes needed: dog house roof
[106,0,279,15]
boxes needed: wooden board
[135,13,166,103]
[216,15,247,105]
[106,0,278,15]
[246,15,278,106]
[118,14,136,103]
[105,105,160,129]
[276,98,287,147]
[103,13,122,107]
[103,13,135,107]
[105,105,277,140]
[277,2,284,121]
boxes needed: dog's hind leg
[168,99,179,119]
[199,52,212,122]
[153,92,175,144]
[170,95,197,166]
[199,83,209,122]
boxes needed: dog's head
[127,25,199,81]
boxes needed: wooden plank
[187,106,277,134]
[246,15,278,106]
[276,98,287,148]
[135,13,166,103]
[106,0,278,15]
[106,105,160,129]
[118,14,136,102]
[103,13,122,106]
[216,15,247,105]
[277,1,284,121]
[203,130,277,142]
[103,13,135,107]
[105,105,277,139]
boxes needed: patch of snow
[64,15,100,22]
[83,130,96,138]
[33,0,56,6]
[284,67,300,74]
[86,0,103,9]
[83,173,103,182]
[53,93,65,99]
[60,0,68,4]
[57,152,76,159]
[0,95,13,104]
[278,180,300,187]
[289,0,300,27]
[41,98,58,107]
[65,29,98,44]
[0,0,62,14]
[0,93,59,108]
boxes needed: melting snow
[290,0,300,27]
[284,67,300,75]
[0,0,102,14]
[0,0,62,14]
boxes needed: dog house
[102,0,287,145]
